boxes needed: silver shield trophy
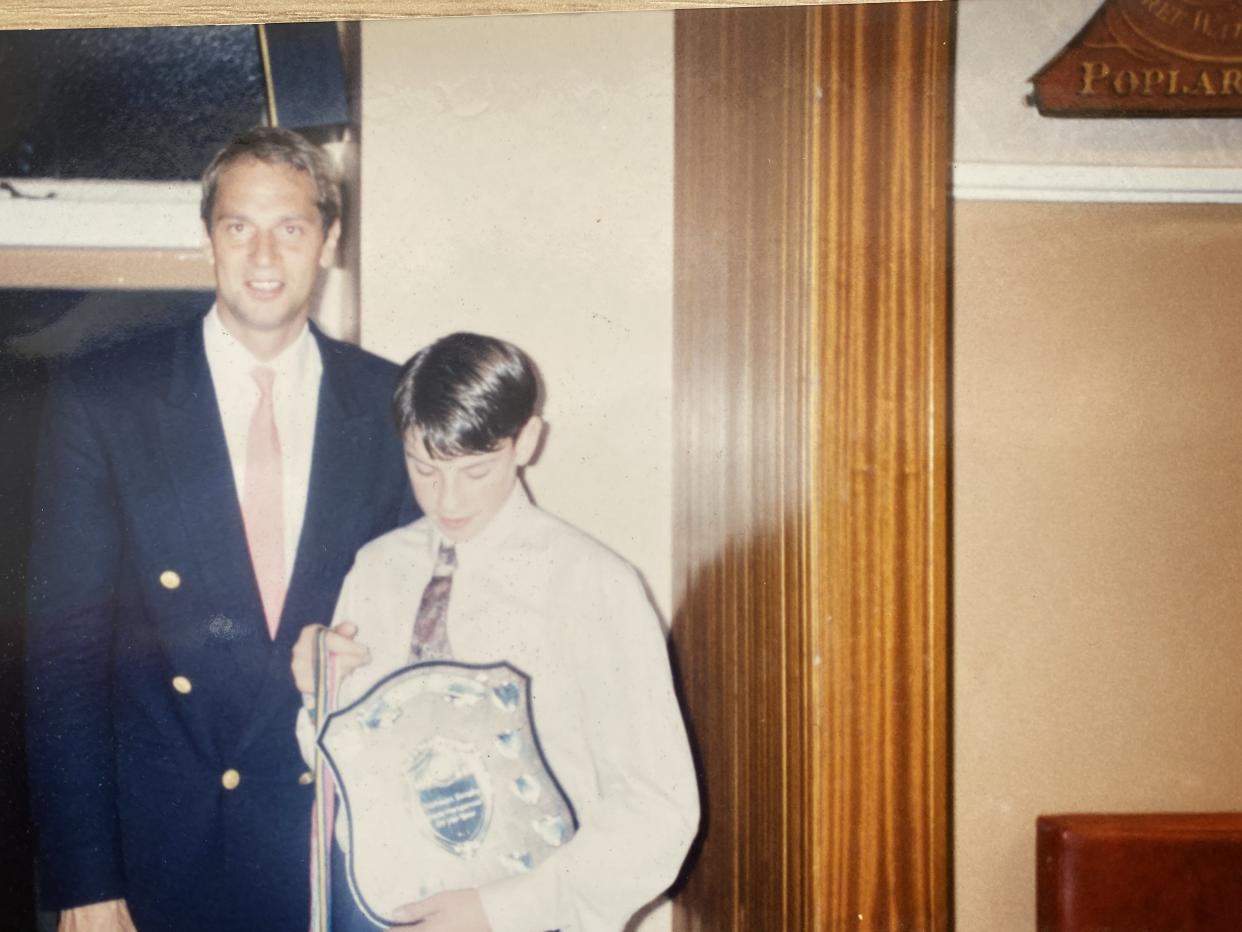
[318,661,577,925]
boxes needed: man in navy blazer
[25,127,413,932]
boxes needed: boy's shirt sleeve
[476,560,700,932]
[294,563,359,767]
[295,706,317,769]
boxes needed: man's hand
[58,899,138,932]
[390,889,492,932]
[291,621,371,695]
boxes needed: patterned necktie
[242,366,285,639]
[410,542,457,662]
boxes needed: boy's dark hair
[200,126,341,234]
[393,332,539,459]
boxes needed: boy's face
[404,417,542,542]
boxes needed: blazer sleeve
[25,367,126,909]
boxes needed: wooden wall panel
[672,4,950,930]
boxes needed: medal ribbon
[308,628,338,932]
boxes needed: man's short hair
[393,332,539,459]
[200,126,341,234]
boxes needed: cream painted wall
[357,13,677,931]
[956,0,1242,167]
[358,13,673,612]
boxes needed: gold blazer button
[221,769,241,790]
[298,771,314,786]
[159,570,181,590]
[171,676,192,694]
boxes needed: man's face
[205,157,340,357]
[404,418,542,542]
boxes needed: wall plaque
[1030,0,1242,116]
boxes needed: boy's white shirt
[296,483,699,932]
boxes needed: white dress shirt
[203,306,322,576]
[299,485,699,932]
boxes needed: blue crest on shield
[407,736,493,858]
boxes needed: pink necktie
[243,366,285,639]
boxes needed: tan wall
[953,199,1242,932]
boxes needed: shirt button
[171,676,192,694]
[298,771,314,786]
[159,570,181,590]
[221,769,241,790]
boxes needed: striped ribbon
[308,628,338,932]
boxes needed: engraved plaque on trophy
[318,661,577,926]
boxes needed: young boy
[292,332,699,932]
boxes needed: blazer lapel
[281,340,374,643]
[237,326,378,751]
[155,322,270,687]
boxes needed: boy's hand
[390,889,492,931]
[290,622,371,694]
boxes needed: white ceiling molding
[0,179,203,249]
[953,163,1242,204]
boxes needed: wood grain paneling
[672,4,949,929]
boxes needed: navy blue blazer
[25,315,414,931]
